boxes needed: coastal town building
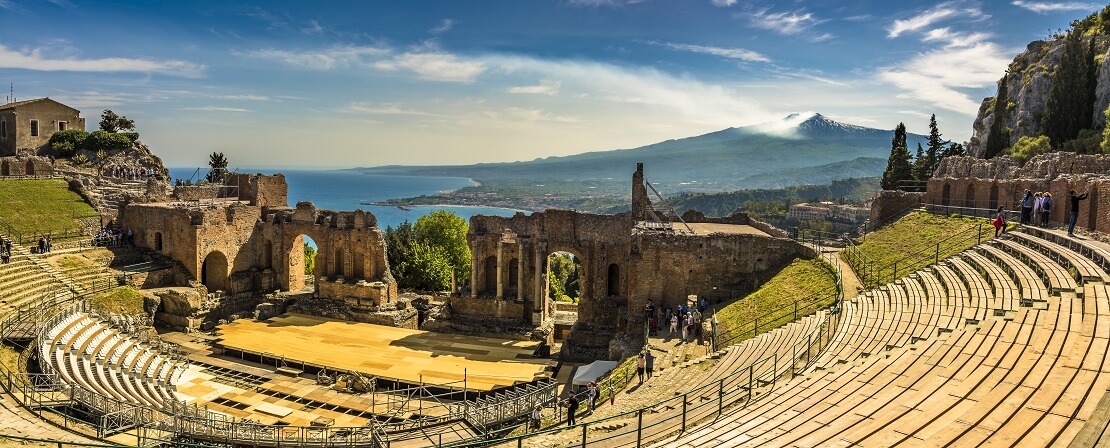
[786,201,871,223]
[0,98,85,156]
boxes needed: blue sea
[167,168,523,230]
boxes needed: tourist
[1,250,8,264]
[693,309,703,343]
[699,296,709,312]
[1068,189,1088,237]
[669,314,678,336]
[1032,192,1043,227]
[4,239,11,256]
[531,404,543,430]
[37,236,45,254]
[1020,190,1033,225]
[992,207,1007,237]
[587,381,598,411]
[649,317,658,336]
[644,350,654,379]
[644,300,655,320]
[636,352,646,384]
[1041,192,1053,227]
[45,236,51,253]
[686,312,695,341]
[563,391,579,426]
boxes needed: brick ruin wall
[925,153,1110,234]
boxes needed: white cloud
[746,8,823,36]
[234,45,390,70]
[710,0,736,6]
[922,27,991,47]
[180,106,251,112]
[374,47,486,83]
[489,107,579,123]
[343,102,439,117]
[431,19,456,33]
[899,110,934,119]
[0,44,205,77]
[217,94,272,101]
[507,79,562,95]
[888,2,986,38]
[656,41,770,62]
[566,0,633,6]
[301,20,325,35]
[1011,1,1099,13]
[878,41,1012,113]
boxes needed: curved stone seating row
[662,230,1110,447]
[40,312,183,410]
[0,246,71,313]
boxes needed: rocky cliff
[934,152,1110,179]
[969,36,1109,156]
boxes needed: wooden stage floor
[214,313,552,391]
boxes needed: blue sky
[0,0,1099,168]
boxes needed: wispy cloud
[899,110,934,119]
[566,0,637,6]
[507,79,562,95]
[888,2,986,38]
[922,27,990,47]
[217,94,272,101]
[430,19,456,34]
[878,41,1012,113]
[301,20,326,35]
[180,106,251,112]
[1011,1,1099,13]
[233,45,390,70]
[710,0,736,6]
[374,43,485,83]
[0,0,17,10]
[343,102,439,116]
[488,107,579,123]
[654,41,770,63]
[0,44,205,77]
[746,8,824,37]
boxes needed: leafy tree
[941,142,966,158]
[384,222,415,285]
[984,76,1010,158]
[1100,104,1110,154]
[1042,31,1095,148]
[1062,129,1103,154]
[79,130,132,152]
[881,123,913,190]
[413,210,471,286]
[1008,135,1052,164]
[98,109,135,133]
[304,244,316,276]
[51,141,76,157]
[401,241,454,291]
[548,252,580,302]
[206,152,228,183]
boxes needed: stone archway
[964,184,976,208]
[989,183,999,211]
[0,161,8,176]
[483,256,497,295]
[24,160,34,176]
[607,263,620,297]
[941,183,951,206]
[201,251,229,292]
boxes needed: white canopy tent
[571,360,619,387]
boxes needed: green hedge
[79,130,132,153]
[47,129,136,156]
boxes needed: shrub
[1007,135,1052,164]
[119,132,140,143]
[78,130,132,153]
[49,129,88,146]
[72,154,89,167]
[51,141,76,157]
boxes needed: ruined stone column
[470,246,478,298]
[534,243,545,324]
[496,241,504,299]
[517,243,524,302]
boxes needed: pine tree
[882,123,913,190]
[925,114,948,176]
[1042,31,1095,148]
[913,142,928,181]
[984,75,1010,158]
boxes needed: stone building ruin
[119,173,397,328]
[465,164,813,360]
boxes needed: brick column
[496,241,504,299]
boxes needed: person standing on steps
[993,206,1007,237]
[1032,192,1043,227]
[530,404,543,430]
[1041,192,1053,227]
[636,352,646,384]
[645,350,655,379]
[587,381,598,412]
[1020,190,1034,225]
[1068,189,1088,237]
[563,391,579,426]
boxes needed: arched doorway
[263,240,273,269]
[201,251,228,292]
[0,161,8,176]
[288,234,318,293]
[1088,188,1099,231]
[989,183,999,211]
[547,251,582,340]
[154,232,163,252]
[964,184,976,209]
[941,183,951,206]
[607,263,620,297]
[508,258,519,296]
[334,248,345,277]
[24,160,34,176]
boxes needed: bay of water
[167,168,522,230]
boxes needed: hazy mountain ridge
[359,113,924,193]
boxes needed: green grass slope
[847,212,996,287]
[0,179,98,241]
[714,258,838,346]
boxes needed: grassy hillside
[90,287,145,315]
[847,212,997,287]
[0,179,98,242]
[668,177,879,217]
[714,258,838,347]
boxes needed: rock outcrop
[969,36,1109,156]
[934,153,1110,180]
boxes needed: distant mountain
[358,113,926,193]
